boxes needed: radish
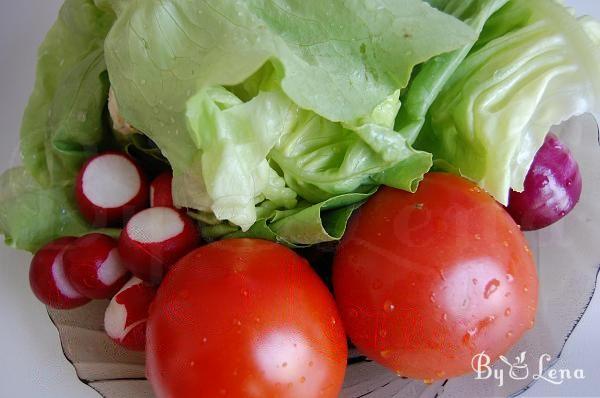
[75,151,149,227]
[119,207,199,283]
[62,233,130,299]
[150,171,174,208]
[104,277,156,351]
[29,237,91,309]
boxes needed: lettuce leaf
[0,168,119,252]
[103,0,474,230]
[20,0,114,186]
[0,0,117,251]
[397,0,509,144]
[415,0,600,203]
[201,190,375,247]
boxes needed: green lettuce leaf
[201,190,375,247]
[415,0,600,203]
[0,168,119,252]
[20,0,114,186]
[397,0,509,144]
[103,0,473,230]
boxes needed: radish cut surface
[126,208,184,243]
[83,154,142,208]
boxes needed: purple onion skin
[507,133,582,231]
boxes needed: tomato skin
[146,239,347,398]
[333,173,538,380]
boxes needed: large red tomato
[333,173,538,380]
[147,239,347,398]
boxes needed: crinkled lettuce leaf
[0,168,119,252]
[103,0,475,230]
[202,190,375,247]
[415,0,600,203]
[20,0,114,186]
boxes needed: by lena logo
[471,351,585,387]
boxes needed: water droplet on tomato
[241,288,249,297]
[219,388,227,395]
[506,274,514,282]
[436,371,446,378]
[472,278,478,285]
[506,331,514,338]
[442,313,448,321]
[383,300,396,313]
[484,279,500,299]
[202,337,208,343]
[423,378,434,385]
[282,362,288,368]
[379,329,388,338]
[439,269,447,281]
[429,293,436,303]
[505,308,511,316]
[529,320,535,329]
[523,286,529,293]
[300,376,306,383]
[474,234,481,240]
[308,361,314,367]
[502,241,509,247]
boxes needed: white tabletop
[0,1,598,397]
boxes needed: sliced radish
[104,276,156,351]
[119,207,199,283]
[150,171,174,208]
[75,151,149,227]
[29,237,91,309]
[62,233,130,299]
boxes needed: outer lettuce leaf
[103,0,474,229]
[416,0,600,203]
[20,0,114,186]
[1,0,118,251]
[397,0,509,144]
[0,168,119,252]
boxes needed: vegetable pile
[1,0,598,397]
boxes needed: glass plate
[47,114,600,398]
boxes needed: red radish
[29,237,91,309]
[104,277,156,351]
[62,233,130,299]
[150,172,174,208]
[75,151,149,227]
[119,207,199,283]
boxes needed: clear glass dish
[47,114,600,397]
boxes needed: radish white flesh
[119,207,199,283]
[83,155,141,208]
[104,276,156,351]
[29,237,91,309]
[63,233,130,299]
[127,208,184,243]
[75,152,149,227]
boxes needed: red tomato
[333,173,538,381]
[146,239,347,398]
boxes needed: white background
[0,1,599,397]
